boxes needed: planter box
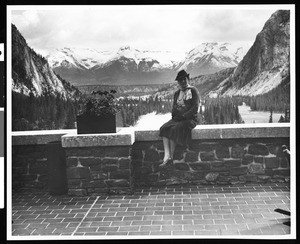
[76,114,117,134]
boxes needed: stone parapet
[11,124,290,195]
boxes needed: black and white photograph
[6,4,295,240]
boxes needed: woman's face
[177,77,188,90]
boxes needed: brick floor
[10,183,291,237]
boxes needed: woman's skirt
[159,119,197,147]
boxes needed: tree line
[12,84,290,131]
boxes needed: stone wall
[12,144,48,190]
[65,145,132,196]
[11,125,290,196]
[131,138,290,187]
[11,130,72,190]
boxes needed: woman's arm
[182,87,200,119]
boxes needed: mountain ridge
[42,42,246,86]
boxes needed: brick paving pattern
[11,183,290,236]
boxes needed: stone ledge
[12,124,290,146]
[11,129,75,145]
[135,124,290,141]
[62,127,135,148]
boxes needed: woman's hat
[175,70,190,81]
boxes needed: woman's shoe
[159,157,173,169]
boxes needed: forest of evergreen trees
[118,96,173,127]
[12,78,290,131]
[12,91,78,131]
[201,97,244,124]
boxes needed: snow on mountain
[42,43,245,86]
[45,45,185,71]
[176,42,247,77]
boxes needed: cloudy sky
[9,5,285,54]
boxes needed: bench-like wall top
[11,124,290,147]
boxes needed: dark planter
[76,114,117,134]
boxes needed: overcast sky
[10,5,285,54]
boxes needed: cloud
[11,6,277,53]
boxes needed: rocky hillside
[12,24,80,99]
[12,24,81,131]
[209,10,290,97]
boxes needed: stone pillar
[62,128,135,196]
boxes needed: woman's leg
[162,137,171,161]
[170,139,177,159]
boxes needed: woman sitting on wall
[159,70,200,169]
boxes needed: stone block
[110,170,131,180]
[224,159,241,168]
[231,145,246,158]
[264,169,274,176]
[101,165,119,172]
[131,160,142,169]
[160,170,173,180]
[218,175,238,182]
[273,169,290,177]
[242,154,254,165]
[205,172,219,182]
[216,145,230,158]
[248,163,265,174]
[200,151,215,161]
[66,157,78,167]
[68,189,88,196]
[140,166,153,174]
[185,151,198,162]
[144,148,160,162]
[119,158,131,169]
[90,172,108,180]
[90,188,109,194]
[68,179,89,189]
[104,146,130,157]
[210,161,224,167]
[257,175,271,182]
[67,167,90,180]
[105,179,130,187]
[166,178,188,186]
[198,142,217,152]
[230,166,248,176]
[174,162,190,171]
[131,148,143,160]
[248,144,269,156]
[173,150,184,160]
[254,156,264,164]
[280,157,289,168]
[87,180,107,188]
[189,162,211,171]
[79,157,102,167]
[265,157,280,169]
[239,174,258,182]
[145,173,159,182]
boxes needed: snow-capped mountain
[44,46,186,85]
[209,10,290,97]
[177,42,246,77]
[12,24,79,99]
[43,43,246,86]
